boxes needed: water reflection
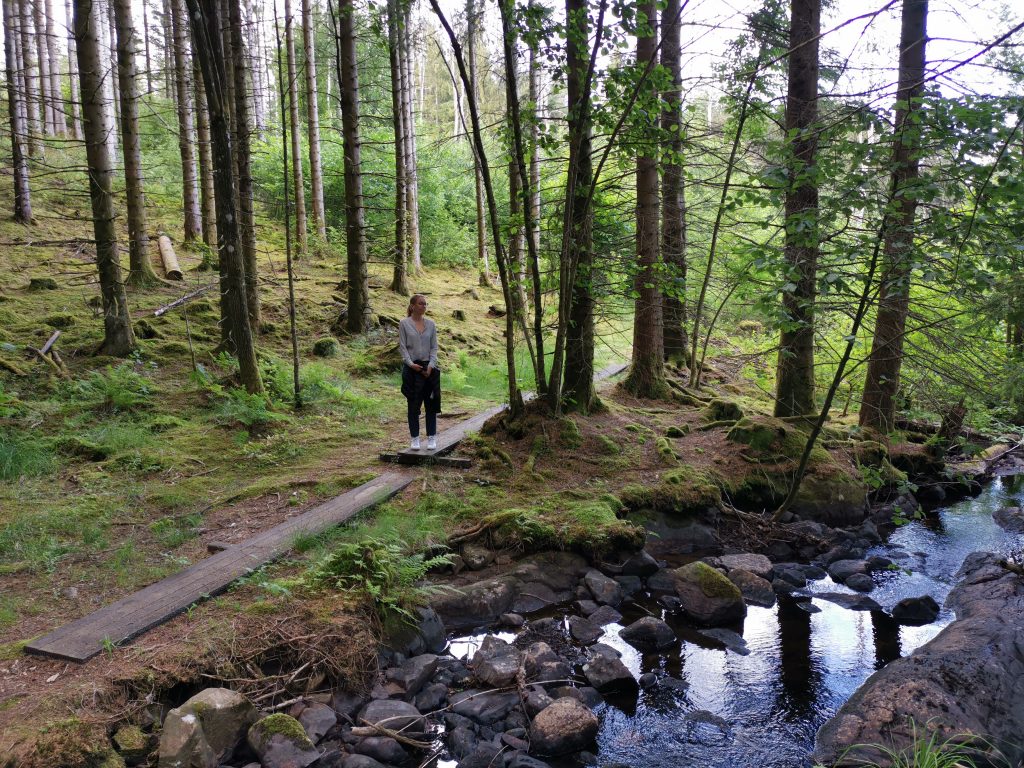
[448,475,1024,767]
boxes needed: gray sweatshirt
[398,316,438,368]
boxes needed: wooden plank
[379,452,473,468]
[25,473,412,663]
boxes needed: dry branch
[153,283,216,317]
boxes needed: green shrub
[70,364,153,413]
[212,388,291,429]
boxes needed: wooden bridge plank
[25,473,412,662]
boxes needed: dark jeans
[405,362,437,437]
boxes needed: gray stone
[298,702,337,743]
[471,636,522,687]
[993,505,1024,533]
[528,698,599,756]
[457,742,502,768]
[772,578,798,595]
[354,736,407,764]
[499,612,526,628]
[574,600,599,616]
[447,726,478,759]
[385,606,447,656]
[584,570,623,606]
[502,732,530,751]
[639,672,657,689]
[462,543,496,570]
[845,573,875,593]
[673,561,747,626]
[774,566,807,587]
[520,642,563,682]
[890,595,941,625]
[699,627,750,656]
[646,569,677,593]
[803,564,828,580]
[582,650,636,692]
[524,687,554,718]
[619,550,660,577]
[158,687,257,768]
[359,700,426,735]
[342,755,388,768]
[718,553,773,580]
[158,710,218,768]
[246,715,319,768]
[727,568,776,608]
[331,690,364,721]
[619,617,676,653]
[815,592,882,611]
[513,582,561,613]
[568,615,603,645]
[431,577,515,630]
[587,605,623,626]
[507,752,553,768]
[828,559,869,583]
[450,689,521,724]
[386,653,438,696]
[414,682,448,712]
[798,601,822,613]
[615,575,643,598]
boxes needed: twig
[153,283,217,317]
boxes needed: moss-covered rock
[247,714,318,768]
[852,440,888,467]
[665,424,690,438]
[44,312,76,329]
[28,277,58,291]
[673,561,746,625]
[655,436,679,465]
[620,465,722,515]
[560,417,582,448]
[703,399,744,422]
[312,337,339,357]
[113,725,150,765]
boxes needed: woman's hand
[410,362,423,373]
[422,364,433,378]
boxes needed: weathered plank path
[26,473,412,662]
[26,361,629,662]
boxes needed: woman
[398,294,441,450]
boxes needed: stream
[448,475,1024,768]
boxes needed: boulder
[698,627,750,656]
[615,574,643,598]
[512,582,561,613]
[584,570,623,606]
[471,636,522,687]
[890,595,941,625]
[618,550,660,577]
[343,756,388,768]
[113,725,150,766]
[450,690,521,724]
[727,568,776,608]
[246,715,319,768]
[582,650,636,693]
[359,700,426,735]
[457,742,503,768]
[524,687,554,718]
[646,569,677,593]
[827,559,869,583]
[431,577,515,630]
[814,592,882,611]
[673,561,746,625]
[618,617,676,653]
[568,615,603,645]
[587,605,623,626]
[815,553,1024,767]
[521,642,570,684]
[528,698,599,756]
[446,725,478,759]
[354,736,407,764]
[158,688,257,768]
[386,653,438,697]
[718,553,773,580]
[993,506,1024,533]
[383,606,447,656]
[415,682,448,712]
[298,702,337,743]
[845,573,875,593]
[508,753,553,768]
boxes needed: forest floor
[0,174,896,765]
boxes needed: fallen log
[39,330,60,356]
[157,234,183,280]
[153,283,216,317]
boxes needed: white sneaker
[427,436,437,450]
[410,437,421,450]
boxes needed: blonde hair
[407,294,427,316]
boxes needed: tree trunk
[302,0,326,240]
[65,0,84,138]
[774,0,820,417]
[114,0,157,286]
[331,0,372,332]
[18,0,41,154]
[142,0,152,93]
[170,0,201,242]
[623,0,666,398]
[185,0,263,394]
[859,0,929,433]
[283,0,307,258]
[161,0,172,98]
[386,0,409,295]
[248,0,266,135]
[401,6,421,273]
[465,0,490,287]
[229,0,260,325]
[194,57,217,255]
[44,0,63,134]
[73,0,136,356]
[559,0,596,411]
[103,0,121,141]
[2,0,32,222]
[660,0,689,367]
[32,0,55,136]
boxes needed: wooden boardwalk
[26,361,629,662]
[26,473,412,662]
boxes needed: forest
[2,0,1024,765]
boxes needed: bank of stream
[446,474,1024,768]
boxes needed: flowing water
[449,475,1024,768]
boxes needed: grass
[821,721,1003,768]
